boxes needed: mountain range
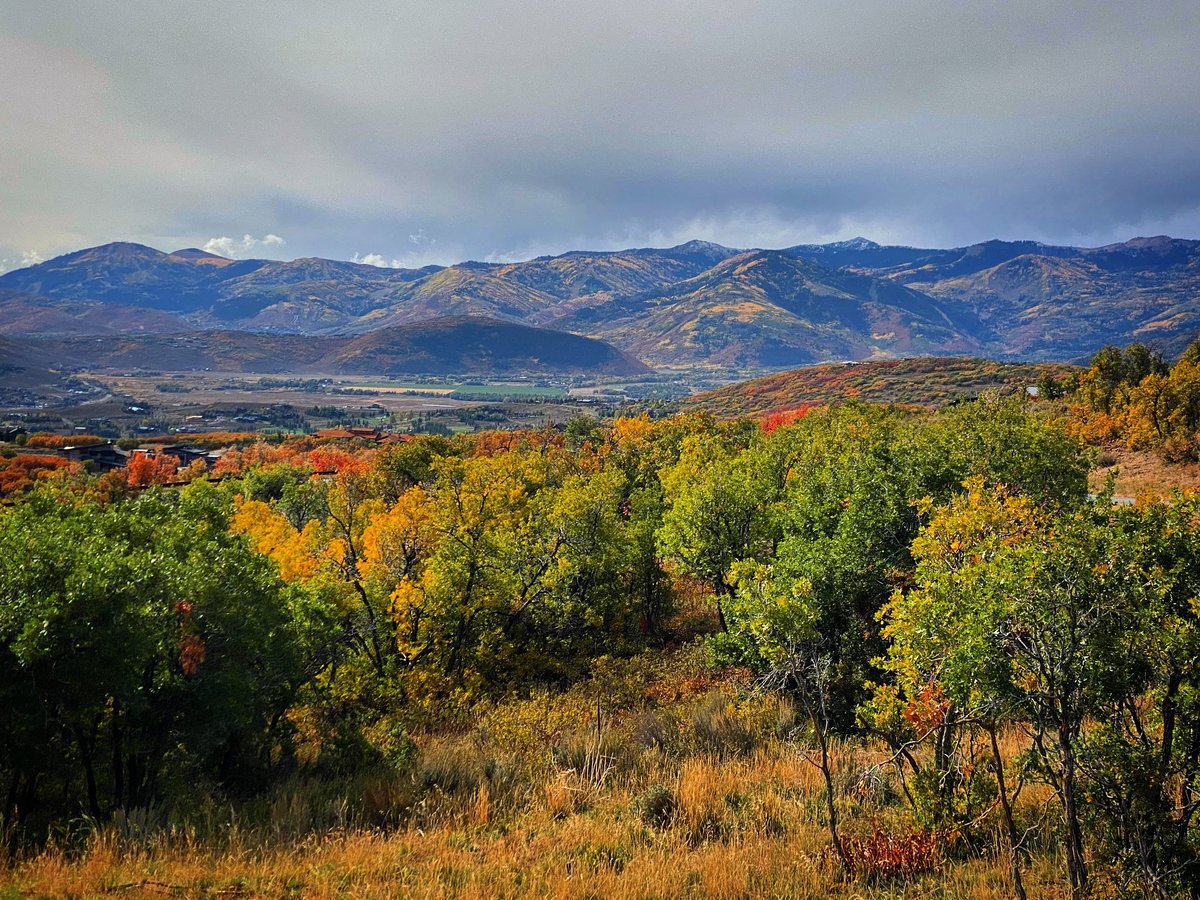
[1,234,1198,371]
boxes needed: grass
[1,746,1068,899]
[1088,443,1200,498]
[0,647,1075,899]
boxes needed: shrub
[635,784,676,829]
[417,740,483,796]
[550,731,620,791]
[1162,434,1200,463]
[842,829,943,879]
[629,708,674,751]
[689,692,758,756]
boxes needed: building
[58,442,129,471]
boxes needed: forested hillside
[687,356,1076,415]
[5,348,1200,896]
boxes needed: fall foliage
[4,389,1200,899]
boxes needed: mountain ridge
[2,235,1198,367]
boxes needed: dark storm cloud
[1,0,1198,266]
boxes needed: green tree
[883,482,1157,898]
[0,482,331,836]
[657,429,786,630]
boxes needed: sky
[1,0,1198,271]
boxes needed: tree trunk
[73,725,102,821]
[111,700,125,811]
[1058,724,1088,898]
[814,712,849,872]
[988,725,1028,900]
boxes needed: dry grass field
[1088,443,1200,497]
[1,647,1072,900]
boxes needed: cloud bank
[1,1,1198,265]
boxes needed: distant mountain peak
[784,237,895,255]
[664,239,740,261]
[825,236,881,251]
[73,241,168,261]
[671,239,733,253]
[1098,235,1197,253]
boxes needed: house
[58,442,129,471]
[313,427,358,440]
[146,445,231,470]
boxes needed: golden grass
[1,737,1071,899]
[2,819,1069,899]
[0,648,1073,898]
[1089,444,1200,497]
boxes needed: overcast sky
[2,0,1198,270]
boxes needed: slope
[687,356,1078,416]
[545,250,983,367]
[2,316,648,377]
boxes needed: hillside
[2,235,1199,367]
[2,316,647,377]
[322,316,649,375]
[788,236,1200,361]
[686,356,1077,416]
[545,250,983,367]
[0,290,192,336]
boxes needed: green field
[354,381,568,399]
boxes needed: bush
[416,740,484,796]
[689,692,758,756]
[629,708,674,751]
[1162,434,1200,463]
[842,830,943,880]
[635,784,676,829]
[550,731,621,790]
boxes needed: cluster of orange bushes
[0,455,79,498]
[24,433,106,449]
[1068,340,1200,460]
[124,452,180,488]
[842,829,944,879]
[759,404,814,432]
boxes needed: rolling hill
[686,356,1079,416]
[0,290,193,337]
[0,316,648,377]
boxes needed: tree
[0,483,330,836]
[883,481,1154,898]
[657,429,785,630]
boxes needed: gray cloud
[1,0,1198,265]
